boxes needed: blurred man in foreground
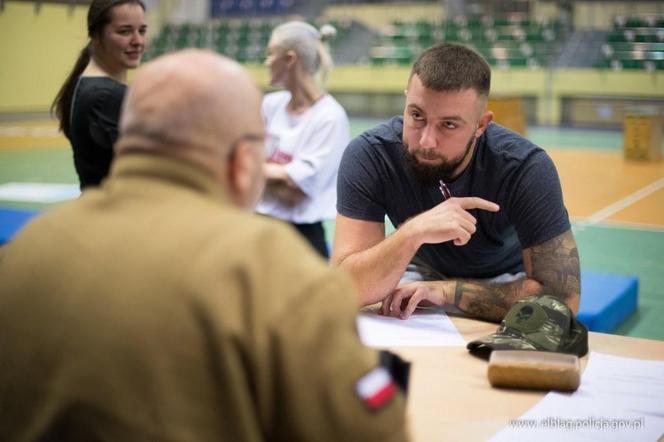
[0,49,407,441]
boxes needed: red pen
[438,180,452,200]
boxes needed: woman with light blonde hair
[257,21,350,258]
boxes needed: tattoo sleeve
[453,230,580,322]
[527,229,581,307]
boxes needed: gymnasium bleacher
[144,17,353,64]
[597,14,664,71]
[370,15,562,68]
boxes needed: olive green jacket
[0,153,408,441]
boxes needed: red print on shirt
[268,149,293,165]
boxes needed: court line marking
[0,125,60,137]
[575,176,664,232]
[0,143,68,151]
[571,219,664,233]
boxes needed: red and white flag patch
[355,367,397,410]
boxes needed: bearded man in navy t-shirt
[332,43,580,322]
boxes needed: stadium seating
[369,14,561,68]
[144,17,352,64]
[597,14,664,71]
[210,0,299,17]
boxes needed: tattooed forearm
[449,230,580,322]
[454,279,542,322]
[527,229,580,310]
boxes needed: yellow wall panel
[0,1,162,113]
[0,2,87,112]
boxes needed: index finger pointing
[456,197,500,212]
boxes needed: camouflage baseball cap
[467,295,588,359]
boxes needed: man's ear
[227,142,261,208]
[476,110,494,138]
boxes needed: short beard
[403,134,476,186]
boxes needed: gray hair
[270,21,336,88]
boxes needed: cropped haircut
[410,43,491,98]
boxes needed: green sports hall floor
[1,117,663,341]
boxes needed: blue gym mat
[0,207,41,245]
[578,271,639,333]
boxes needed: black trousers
[291,221,329,259]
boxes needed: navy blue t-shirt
[336,116,570,278]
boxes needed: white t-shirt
[256,90,350,223]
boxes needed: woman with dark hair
[52,0,146,189]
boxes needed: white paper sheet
[577,352,664,415]
[490,352,664,441]
[0,182,80,203]
[356,309,466,347]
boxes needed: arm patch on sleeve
[355,367,397,411]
